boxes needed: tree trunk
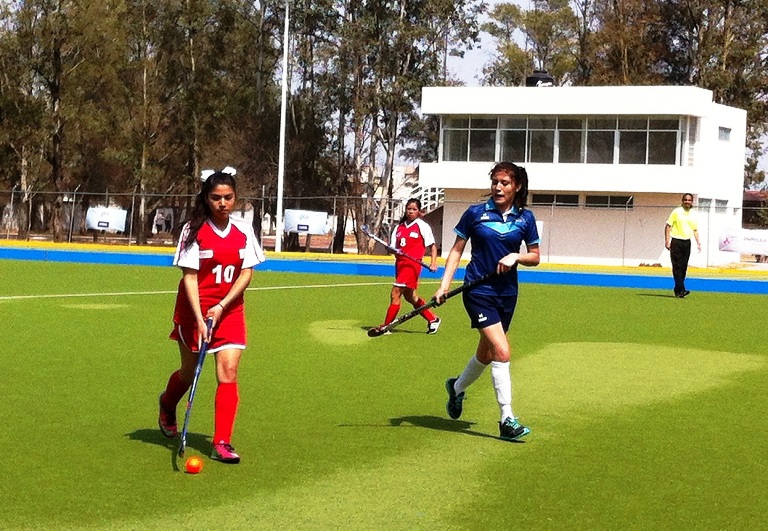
[50,33,65,242]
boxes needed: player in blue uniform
[434,161,540,441]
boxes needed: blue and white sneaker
[499,417,530,441]
[445,377,465,420]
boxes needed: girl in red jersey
[158,167,265,464]
[378,198,441,334]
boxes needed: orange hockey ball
[185,456,203,474]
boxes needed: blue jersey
[454,199,540,297]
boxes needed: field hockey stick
[361,224,432,270]
[178,317,214,458]
[368,272,497,337]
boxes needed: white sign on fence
[86,206,127,233]
[284,209,329,235]
[719,227,768,255]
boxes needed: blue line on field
[2,246,767,295]
[520,269,768,295]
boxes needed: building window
[500,117,527,162]
[557,118,584,163]
[442,117,469,161]
[698,198,711,210]
[585,195,634,209]
[718,127,731,141]
[586,118,616,164]
[440,115,682,165]
[528,117,556,163]
[685,117,698,166]
[618,118,647,164]
[648,119,679,164]
[469,118,498,161]
[531,193,579,207]
[441,116,498,162]
[715,199,728,213]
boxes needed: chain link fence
[1,188,766,266]
[0,189,417,254]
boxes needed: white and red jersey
[172,217,265,325]
[390,218,435,265]
[389,218,435,289]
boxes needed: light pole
[275,0,290,253]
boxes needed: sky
[446,37,497,86]
[446,0,507,86]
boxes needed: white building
[419,85,747,266]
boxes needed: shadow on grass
[125,429,211,472]
[389,415,503,441]
[340,415,502,441]
[637,293,677,298]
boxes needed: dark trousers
[669,238,691,295]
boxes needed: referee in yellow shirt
[664,193,701,298]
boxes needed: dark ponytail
[183,171,238,250]
[489,161,529,210]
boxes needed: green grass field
[1,259,767,529]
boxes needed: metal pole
[621,196,633,267]
[128,188,136,246]
[330,195,337,254]
[27,190,33,240]
[706,206,711,267]
[548,202,554,263]
[260,184,265,238]
[67,184,81,243]
[275,0,290,253]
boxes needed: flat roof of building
[421,85,740,117]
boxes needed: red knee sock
[384,304,400,325]
[416,298,437,322]
[161,370,190,410]
[213,382,239,444]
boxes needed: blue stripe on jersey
[483,221,521,236]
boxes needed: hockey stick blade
[367,325,390,338]
[367,272,496,337]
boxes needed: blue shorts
[462,291,518,332]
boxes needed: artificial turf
[0,259,766,529]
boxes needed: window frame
[440,114,683,166]
[585,195,634,209]
[531,193,580,207]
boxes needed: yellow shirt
[666,206,698,240]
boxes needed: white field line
[0,280,434,302]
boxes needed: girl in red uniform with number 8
[158,167,265,464]
[379,198,441,334]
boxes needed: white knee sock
[454,355,487,395]
[491,360,514,422]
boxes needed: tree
[0,2,49,237]
[655,0,768,187]
[482,0,577,86]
